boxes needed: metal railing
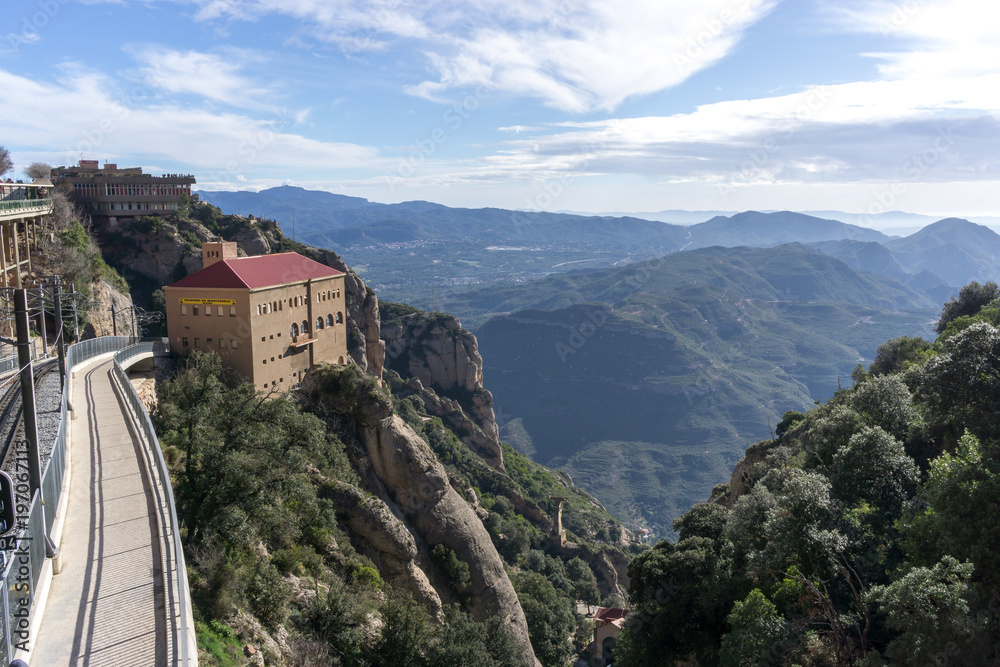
[0,335,131,665]
[0,200,51,214]
[111,339,197,666]
[0,335,200,666]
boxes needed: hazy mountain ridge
[199,188,1000,313]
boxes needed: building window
[207,338,213,344]
[291,323,299,336]
[270,335,274,340]
[261,336,266,342]
[231,339,238,349]
[271,357,275,362]
[336,312,344,324]
[219,338,225,349]
[301,320,309,334]
[263,359,266,364]
[316,317,324,330]
[193,306,199,316]
[326,314,334,327]
[206,307,211,316]
[182,337,189,347]
[217,306,224,316]
[194,338,200,348]
[181,304,187,315]
[230,306,236,317]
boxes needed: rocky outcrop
[97,218,211,288]
[711,438,781,507]
[301,365,539,667]
[326,481,442,616]
[382,313,502,469]
[231,221,272,256]
[83,279,135,338]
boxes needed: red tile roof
[168,253,343,290]
[594,608,628,624]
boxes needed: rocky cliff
[382,311,502,469]
[300,364,540,667]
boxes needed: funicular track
[0,358,57,472]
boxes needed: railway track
[0,359,58,471]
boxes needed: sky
[1,0,998,222]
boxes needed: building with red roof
[164,240,348,391]
[593,607,628,665]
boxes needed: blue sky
[1,0,998,220]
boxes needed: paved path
[30,358,166,666]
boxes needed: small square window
[261,336,265,342]
[207,338,213,343]
[263,359,267,364]
[193,306,199,316]
[231,340,238,349]
[182,337,189,347]
[278,354,282,359]
[194,338,200,348]
[270,335,274,340]
[271,357,275,362]
[181,304,187,315]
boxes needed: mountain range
[198,188,1000,312]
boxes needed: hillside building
[53,160,195,226]
[164,241,348,391]
[0,178,50,287]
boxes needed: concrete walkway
[30,358,166,666]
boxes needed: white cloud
[127,45,273,109]
[176,0,777,112]
[0,66,384,187]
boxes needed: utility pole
[53,276,66,387]
[14,290,42,505]
[111,300,117,337]
[70,283,79,342]
[36,287,47,358]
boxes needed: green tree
[918,322,1000,445]
[673,502,729,542]
[372,595,431,667]
[512,571,575,667]
[831,426,919,525]
[848,373,916,443]
[719,589,788,667]
[936,281,1000,333]
[867,556,981,665]
[869,336,930,376]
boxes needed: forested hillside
[616,282,1000,665]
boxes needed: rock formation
[382,312,503,469]
[300,365,540,667]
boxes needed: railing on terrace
[0,200,52,214]
[0,336,195,666]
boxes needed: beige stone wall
[165,274,348,391]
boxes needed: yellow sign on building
[179,298,237,306]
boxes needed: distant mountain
[886,218,1000,287]
[471,244,937,537]
[686,211,889,248]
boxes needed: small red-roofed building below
[592,606,628,665]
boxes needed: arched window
[229,306,236,317]
[301,320,309,334]
[326,314,334,327]
[316,317,324,330]
[336,312,343,325]
[291,323,299,336]
[272,301,277,312]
